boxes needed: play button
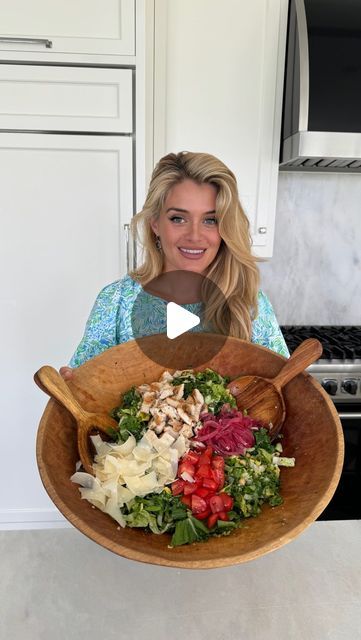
[166,302,200,339]
[131,270,231,369]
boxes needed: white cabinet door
[155,0,288,257]
[0,133,132,526]
[0,0,135,56]
[0,65,133,133]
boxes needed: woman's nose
[184,221,202,242]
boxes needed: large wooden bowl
[36,334,344,569]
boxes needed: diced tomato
[209,495,225,514]
[171,479,185,496]
[195,464,213,479]
[191,494,208,515]
[183,480,201,496]
[181,495,192,507]
[182,451,199,465]
[194,508,211,520]
[212,467,225,490]
[205,445,214,458]
[211,456,225,469]
[219,493,234,511]
[198,453,211,466]
[178,462,195,477]
[207,513,219,529]
[194,487,210,499]
[202,477,218,491]
[217,511,229,521]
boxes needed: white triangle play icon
[166,302,200,339]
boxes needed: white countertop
[1,520,360,640]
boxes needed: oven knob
[322,379,338,396]
[341,379,358,395]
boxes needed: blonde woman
[61,151,288,378]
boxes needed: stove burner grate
[280,325,361,361]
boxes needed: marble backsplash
[259,172,361,326]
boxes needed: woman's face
[151,179,222,274]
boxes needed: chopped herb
[110,386,149,444]
[224,430,285,518]
[172,368,236,413]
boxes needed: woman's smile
[178,247,206,259]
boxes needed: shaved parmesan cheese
[71,426,190,527]
[116,459,151,477]
[124,471,159,496]
[111,434,136,456]
[90,434,111,457]
[117,486,135,505]
[180,471,194,483]
[132,443,156,462]
[79,487,107,508]
[172,434,187,458]
[158,432,175,448]
[103,497,127,527]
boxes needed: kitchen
[1,1,360,638]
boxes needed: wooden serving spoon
[34,365,118,475]
[227,338,323,439]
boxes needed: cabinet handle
[124,223,131,273]
[0,37,53,48]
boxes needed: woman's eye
[169,215,185,224]
[168,215,217,225]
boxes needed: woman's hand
[59,366,73,380]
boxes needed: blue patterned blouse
[69,274,289,367]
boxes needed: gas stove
[281,325,361,402]
[280,325,361,521]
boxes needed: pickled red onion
[194,405,262,456]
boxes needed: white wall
[259,172,361,325]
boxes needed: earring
[155,235,162,251]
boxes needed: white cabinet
[0,0,135,56]
[0,65,133,133]
[154,0,288,257]
[0,133,132,525]
[0,1,153,528]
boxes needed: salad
[71,369,295,547]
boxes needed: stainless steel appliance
[281,325,361,519]
[280,0,361,171]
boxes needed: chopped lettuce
[170,515,210,547]
[172,368,236,413]
[122,491,188,534]
[224,430,286,517]
[110,387,149,443]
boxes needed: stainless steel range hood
[280,0,361,171]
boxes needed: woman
[61,151,288,379]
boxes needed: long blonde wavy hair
[130,151,260,340]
